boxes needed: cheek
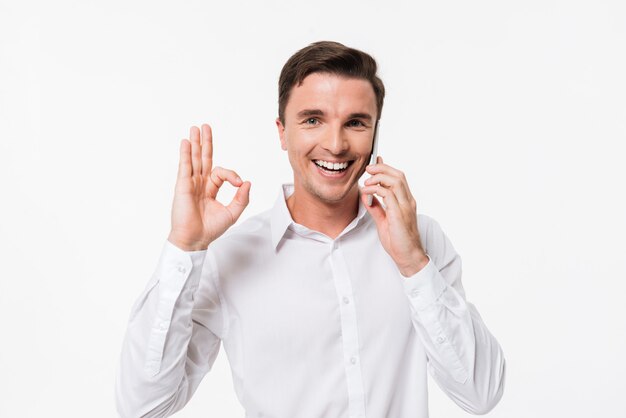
[347,130,374,155]
[360,142,373,155]
[286,131,318,155]
[355,140,373,157]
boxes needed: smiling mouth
[313,159,355,173]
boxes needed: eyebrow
[296,109,373,121]
[296,109,325,118]
[347,112,373,121]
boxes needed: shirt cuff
[156,240,207,293]
[402,255,447,310]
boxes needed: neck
[286,185,360,239]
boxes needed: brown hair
[278,41,385,125]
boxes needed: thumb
[227,181,251,221]
[361,191,386,227]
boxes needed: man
[116,41,505,417]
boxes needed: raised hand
[167,124,251,251]
[360,156,429,277]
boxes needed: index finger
[201,123,213,177]
[366,156,403,177]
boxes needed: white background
[1,0,625,417]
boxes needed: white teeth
[315,160,349,170]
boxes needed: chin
[307,182,357,204]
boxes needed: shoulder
[210,209,272,254]
[205,209,274,289]
[226,209,271,237]
[417,213,445,241]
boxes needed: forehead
[286,72,377,116]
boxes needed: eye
[347,119,365,128]
[305,118,319,125]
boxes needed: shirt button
[350,356,357,365]
[177,265,186,274]
[410,289,420,298]
[342,296,350,305]
[436,336,446,344]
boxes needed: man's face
[276,72,377,205]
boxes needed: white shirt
[116,184,506,418]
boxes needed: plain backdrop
[1,0,625,417]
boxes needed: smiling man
[116,41,506,417]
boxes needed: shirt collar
[270,183,370,250]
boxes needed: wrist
[167,232,209,252]
[398,250,429,277]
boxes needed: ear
[275,117,287,151]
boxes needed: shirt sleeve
[402,216,506,415]
[115,239,225,418]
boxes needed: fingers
[189,126,203,177]
[365,156,415,207]
[361,183,401,213]
[208,166,244,197]
[360,191,386,226]
[201,124,213,177]
[227,181,252,222]
[177,139,192,179]
[366,157,405,179]
[181,123,213,179]
[364,173,412,205]
[208,167,250,223]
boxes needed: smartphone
[366,120,380,206]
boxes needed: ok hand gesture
[167,124,251,251]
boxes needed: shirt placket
[328,239,366,418]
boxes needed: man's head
[278,41,385,126]
[276,41,385,206]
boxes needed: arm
[115,241,222,418]
[402,217,506,414]
[116,124,249,417]
[361,157,505,414]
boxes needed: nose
[321,124,349,155]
